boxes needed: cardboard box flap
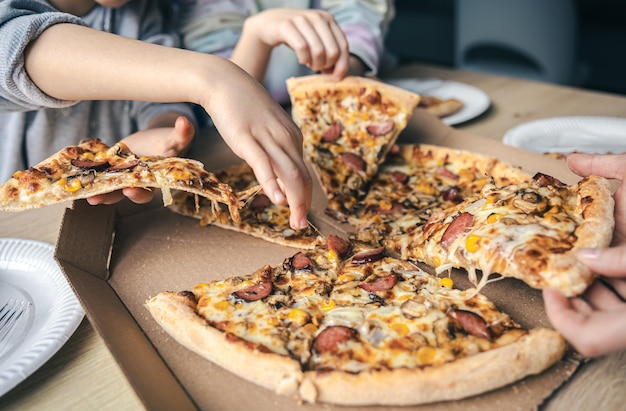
[55,201,197,411]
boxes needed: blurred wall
[384,0,626,96]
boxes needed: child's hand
[543,152,626,357]
[203,70,313,230]
[87,115,195,206]
[237,8,350,80]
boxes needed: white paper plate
[503,116,626,154]
[0,238,84,397]
[385,78,491,125]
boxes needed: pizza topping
[448,309,492,340]
[441,186,462,202]
[70,159,110,171]
[232,281,273,302]
[360,273,397,292]
[291,252,313,271]
[107,159,140,172]
[313,325,356,353]
[322,121,343,142]
[249,193,271,211]
[436,166,459,180]
[327,234,351,257]
[533,172,564,187]
[441,212,474,250]
[339,152,365,172]
[391,171,408,184]
[366,121,395,136]
[351,247,385,265]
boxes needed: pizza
[0,139,243,222]
[396,172,614,297]
[169,162,324,249]
[286,75,420,217]
[418,95,464,118]
[146,236,566,406]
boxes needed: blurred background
[385,0,626,95]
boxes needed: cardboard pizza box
[54,110,582,411]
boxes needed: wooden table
[1,63,625,410]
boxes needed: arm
[543,153,626,357]
[25,24,312,229]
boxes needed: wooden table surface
[1,63,625,410]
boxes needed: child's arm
[24,23,312,229]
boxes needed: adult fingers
[566,152,626,180]
[584,279,626,311]
[576,246,626,277]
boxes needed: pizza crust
[286,74,421,112]
[301,328,566,405]
[145,291,304,395]
[147,292,566,406]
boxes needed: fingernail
[273,190,285,203]
[299,218,308,230]
[577,248,600,260]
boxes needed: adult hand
[543,152,626,357]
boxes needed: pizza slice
[418,95,464,118]
[146,237,566,406]
[0,139,242,222]
[339,144,531,245]
[400,172,614,297]
[286,75,420,217]
[169,162,324,249]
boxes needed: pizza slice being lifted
[286,75,420,217]
[0,139,243,222]
[169,162,324,249]
[397,171,614,297]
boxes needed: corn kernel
[81,152,95,161]
[391,323,410,336]
[366,139,375,147]
[266,316,280,326]
[465,234,481,253]
[288,308,309,325]
[170,169,191,181]
[378,199,393,211]
[303,323,318,334]
[327,249,338,262]
[64,178,82,192]
[214,300,230,311]
[485,193,499,205]
[487,213,502,224]
[320,298,336,312]
[439,277,454,288]
[360,112,370,121]
[417,181,436,195]
[197,296,211,309]
[338,273,356,282]
[432,256,441,267]
[417,346,437,364]
[458,169,475,182]
[545,206,559,215]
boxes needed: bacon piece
[291,252,313,270]
[448,309,492,340]
[533,172,565,187]
[436,165,459,180]
[351,247,385,265]
[391,171,408,184]
[360,273,397,292]
[232,281,272,302]
[313,326,356,353]
[322,120,343,142]
[339,152,365,172]
[70,159,110,171]
[441,212,474,250]
[249,193,271,211]
[366,121,394,136]
[327,234,350,257]
[107,159,140,172]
